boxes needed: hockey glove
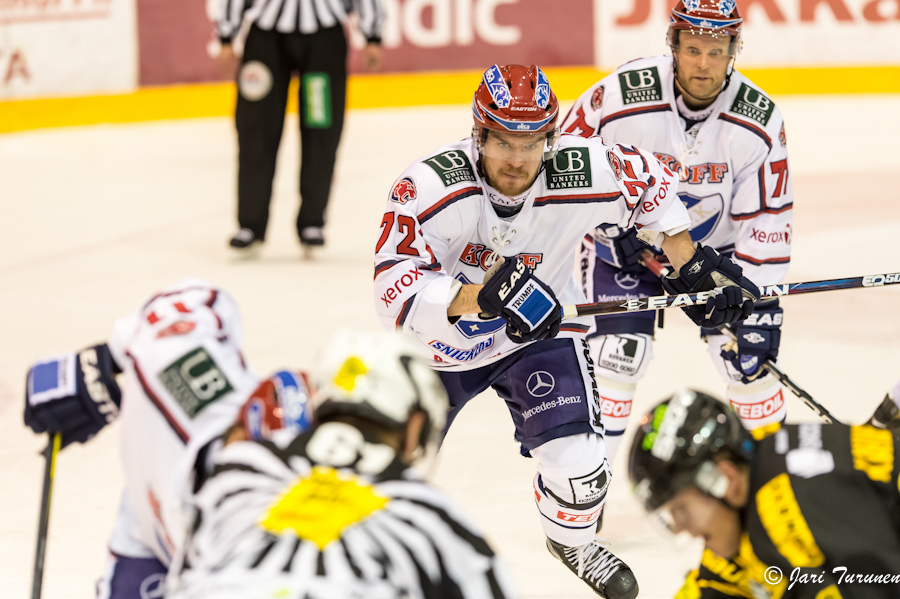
[593,225,652,274]
[661,244,760,328]
[24,344,122,448]
[720,301,782,383]
[477,256,562,344]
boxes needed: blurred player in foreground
[24,280,514,598]
[374,63,761,598]
[166,330,518,599]
[561,0,793,456]
[628,387,900,599]
[25,279,261,598]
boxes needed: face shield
[474,127,560,163]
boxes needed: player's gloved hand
[593,225,651,274]
[477,256,562,344]
[24,344,122,448]
[661,244,760,328]
[720,301,782,383]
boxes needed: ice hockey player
[628,388,900,599]
[166,330,519,599]
[560,0,793,456]
[373,62,762,598]
[23,279,286,598]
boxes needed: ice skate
[546,537,638,599]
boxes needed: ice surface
[2,95,899,598]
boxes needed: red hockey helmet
[472,64,560,161]
[667,0,743,56]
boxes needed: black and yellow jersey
[167,422,517,599]
[677,423,900,599]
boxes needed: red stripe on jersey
[560,325,591,333]
[733,251,791,265]
[127,352,190,443]
[534,192,621,207]
[600,104,671,128]
[417,186,481,224]
[718,114,772,150]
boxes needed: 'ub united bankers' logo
[679,192,724,243]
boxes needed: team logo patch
[730,83,775,126]
[526,371,556,397]
[718,0,737,15]
[159,347,234,418]
[157,321,196,339]
[390,177,417,205]
[680,192,724,243]
[239,61,273,102]
[546,147,592,189]
[591,85,605,110]
[606,150,624,180]
[424,150,476,187]
[535,67,551,108]
[685,0,701,10]
[483,64,511,108]
[779,122,787,147]
[618,67,662,105]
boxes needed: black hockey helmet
[628,389,755,512]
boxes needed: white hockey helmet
[313,330,449,457]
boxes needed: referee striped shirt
[217,0,385,44]
[167,425,518,599]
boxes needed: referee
[166,330,518,599]
[216,0,385,257]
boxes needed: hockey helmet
[312,330,448,458]
[472,64,560,161]
[239,370,314,442]
[667,0,743,56]
[628,389,755,512]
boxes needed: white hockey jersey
[373,136,689,371]
[561,55,793,286]
[107,279,260,564]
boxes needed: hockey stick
[32,432,61,599]
[637,252,843,424]
[561,267,900,319]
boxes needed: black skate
[546,538,638,599]
[868,394,900,429]
[229,228,262,259]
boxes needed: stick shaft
[32,432,60,599]
[563,272,900,318]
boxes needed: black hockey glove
[24,343,122,448]
[477,256,562,344]
[593,225,652,274]
[720,301,782,383]
[662,244,760,328]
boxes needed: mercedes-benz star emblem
[526,371,556,397]
[614,272,640,290]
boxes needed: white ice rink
[2,95,900,598]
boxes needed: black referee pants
[235,24,347,240]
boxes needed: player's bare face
[481,131,544,197]
[664,487,741,557]
[674,33,733,110]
